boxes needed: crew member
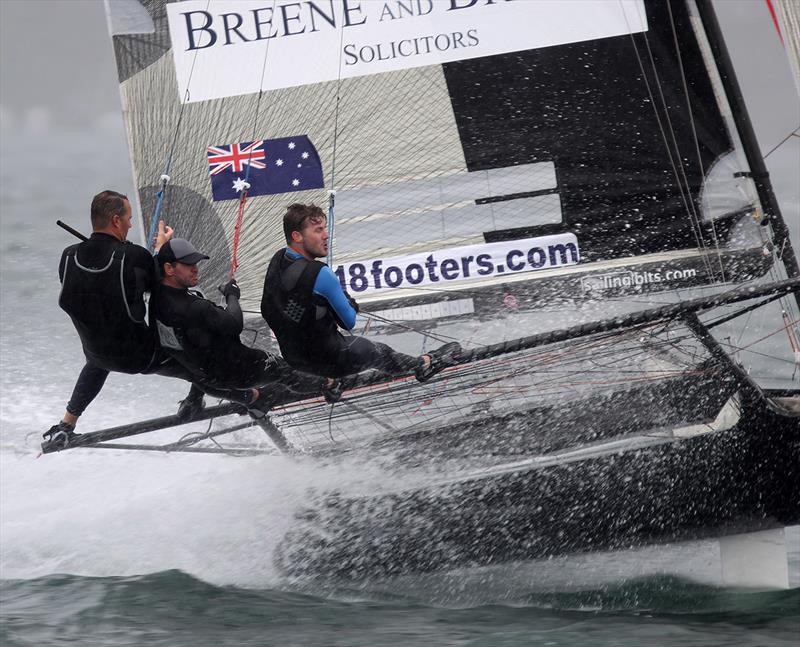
[45,190,201,447]
[260,203,461,380]
[153,238,333,413]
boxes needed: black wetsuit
[58,233,199,416]
[260,248,420,378]
[152,284,324,397]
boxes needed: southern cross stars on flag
[206,135,324,201]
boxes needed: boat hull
[275,392,800,580]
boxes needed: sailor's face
[113,200,133,240]
[171,261,200,288]
[298,218,328,259]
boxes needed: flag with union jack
[206,135,324,201]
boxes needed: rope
[147,174,171,252]
[666,1,727,282]
[228,0,276,277]
[230,185,250,278]
[624,2,718,282]
[782,310,800,378]
[722,317,800,353]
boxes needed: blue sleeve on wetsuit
[313,266,357,330]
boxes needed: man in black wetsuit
[152,238,331,411]
[45,190,202,447]
[260,203,461,381]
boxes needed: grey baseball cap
[158,238,210,265]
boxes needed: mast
[695,0,800,310]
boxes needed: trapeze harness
[59,242,157,374]
[261,250,342,370]
[152,287,214,382]
[152,285,265,387]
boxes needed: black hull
[275,392,800,580]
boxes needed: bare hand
[154,220,174,251]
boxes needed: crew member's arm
[219,279,243,330]
[135,220,174,291]
[188,284,244,338]
[153,220,174,253]
[127,243,158,292]
[313,266,357,330]
[126,245,160,322]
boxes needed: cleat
[415,342,463,382]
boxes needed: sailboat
[46,0,799,586]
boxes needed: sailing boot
[42,421,79,450]
[176,386,205,422]
[415,342,463,382]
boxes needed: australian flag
[207,135,324,201]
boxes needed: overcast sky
[0,0,122,131]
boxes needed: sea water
[2,129,799,646]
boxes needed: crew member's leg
[64,363,110,424]
[261,352,329,394]
[43,362,110,444]
[336,336,421,377]
[148,355,258,416]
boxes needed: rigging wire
[763,127,800,159]
[272,324,719,448]
[266,278,799,448]
[326,20,348,269]
[360,311,458,345]
[666,1,727,282]
[624,1,718,282]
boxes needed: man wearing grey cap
[153,238,331,414]
[44,190,205,449]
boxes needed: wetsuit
[152,283,325,397]
[58,233,199,416]
[260,248,420,378]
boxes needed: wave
[2,571,799,647]
[3,569,798,614]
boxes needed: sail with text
[102,0,797,322]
